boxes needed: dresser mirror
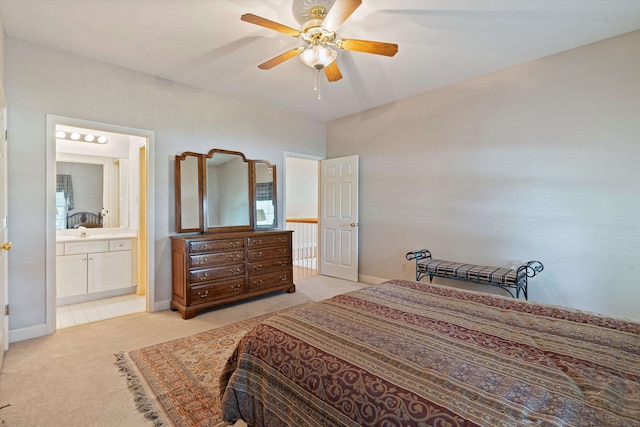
[175,149,277,233]
[175,152,204,233]
[254,160,277,229]
[205,149,251,231]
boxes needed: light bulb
[84,134,95,142]
[55,131,66,139]
[97,136,108,144]
[70,132,81,140]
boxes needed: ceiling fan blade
[322,0,362,32]
[258,48,304,70]
[324,61,343,82]
[338,39,398,57]
[241,13,301,37]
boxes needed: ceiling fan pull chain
[314,69,322,100]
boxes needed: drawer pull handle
[230,268,241,275]
[278,237,286,242]
[256,239,262,245]
[230,284,241,291]
[254,265,263,271]
[253,280,263,287]
[279,275,288,281]
[229,254,241,261]
[278,248,286,254]
[202,273,209,279]
[280,261,288,267]
[203,258,208,263]
[228,241,240,248]
[197,290,209,298]
[256,251,263,258]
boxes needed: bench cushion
[417,259,518,286]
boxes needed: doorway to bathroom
[45,115,155,332]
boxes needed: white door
[0,91,9,362]
[319,155,359,281]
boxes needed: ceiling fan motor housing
[301,6,336,46]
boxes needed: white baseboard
[358,275,388,285]
[9,323,48,343]
[153,299,171,312]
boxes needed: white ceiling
[1,0,639,122]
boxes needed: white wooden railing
[285,218,318,270]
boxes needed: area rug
[115,310,295,427]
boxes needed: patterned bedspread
[220,279,640,427]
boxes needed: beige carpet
[0,275,367,426]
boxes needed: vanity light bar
[56,131,108,144]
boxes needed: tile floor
[56,294,146,329]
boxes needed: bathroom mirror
[254,160,277,229]
[175,152,203,233]
[204,149,251,231]
[175,148,276,233]
[55,153,124,230]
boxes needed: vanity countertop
[56,229,137,243]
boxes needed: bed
[220,279,640,427]
[67,211,103,229]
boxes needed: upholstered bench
[405,249,543,300]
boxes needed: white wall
[0,16,4,85]
[5,37,326,333]
[327,30,640,320]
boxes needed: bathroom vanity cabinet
[56,237,135,305]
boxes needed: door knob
[350,223,358,227]
[0,242,11,251]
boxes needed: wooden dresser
[170,230,295,319]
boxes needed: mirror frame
[253,160,277,230]
[175,151,204,233]
[175,148,278,234]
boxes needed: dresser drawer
[190,279,245,305]
[189,264,245,284]
[189,238,244,253]
[247,245,290,261]
[249,257,290,276]
[249,270,292,292]
[190,250,244,268]
[247,233,290,248]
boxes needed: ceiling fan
[241,0,398,83]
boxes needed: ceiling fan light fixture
[300,45,337,70]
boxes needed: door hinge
[4,130,7,142]
[4,305,8,316]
